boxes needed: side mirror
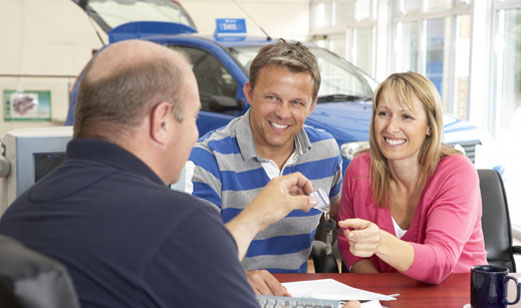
[208,96,244,112]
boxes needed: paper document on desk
[282,278,397,301]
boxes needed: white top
[391,216,408,239]
[261,151,298,179]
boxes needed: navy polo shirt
[0,138,258,308]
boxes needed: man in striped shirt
[186,40,343,296]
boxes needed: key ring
[311,188,330,213]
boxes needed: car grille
[449,140,482,163]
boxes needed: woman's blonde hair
[368,72,461,207]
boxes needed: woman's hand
[338,218,382,258]
[339,218,414,272]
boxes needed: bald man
[0,40,319,307]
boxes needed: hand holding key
[227,172,316,261]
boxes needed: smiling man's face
[244,65,316,159]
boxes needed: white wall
[179,0,311,41]
[0,0,104,136]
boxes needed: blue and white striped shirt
[186,110,342,273]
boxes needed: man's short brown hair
[249,39,321,99]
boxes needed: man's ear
[243,81,254,104]
[307,97,318,116]
[149,101,173,144]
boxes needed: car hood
[304,101,483,145]
[442,114,483,143]
[305,101,372,144]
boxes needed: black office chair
[311,240,339,273]
[0,235,80,308]
[312,217,341,273]
[478,169,521,272]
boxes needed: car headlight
[341,141,369,160]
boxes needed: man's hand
[245,269,290,296]
[245,172,316,231]
[226,172,317,260]
[342,301,361,308]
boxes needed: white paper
[282,278,397,301]
[361,300,384,308]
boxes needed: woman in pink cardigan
[337,72,487,284]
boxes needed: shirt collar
[235,109,312,162]
[66,138,165,186]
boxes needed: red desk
[274,273,521,308]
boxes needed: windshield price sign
[215,18,246,35]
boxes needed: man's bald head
[74,40,191,140]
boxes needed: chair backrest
[478,169,516,272]
[0,235,81,308]
[311,240,339,273]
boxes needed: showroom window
[312,0,333,28]
[392,0,472,119]
[494,5,521,132]
[493,1,521,231]
[309,0,477,122]
[310,0,376,76]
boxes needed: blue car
[66,20,501,174]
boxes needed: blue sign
[215,18,246,35]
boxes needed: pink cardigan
[338,152,487,284]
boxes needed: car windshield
[73,0,196,33]
[228,45,376,102]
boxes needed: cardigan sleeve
[337,154,367,269]
[402,155,483,284]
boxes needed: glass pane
[227,45,374,100]
[314,39,328,49]
[426,18,449,108]
[354,27,373,75]
[82,0,195,31]
[495,7,521,229]
[425,0,452,11]
[455,0,472,7]
[314,48,373,98]
[397,0,420,14]
[355,0,372,21]
[312,1,332,28]
[497,9,521,131]
[328,33,347,59]
[174,46,237,112]
[394,21,418,72]
[334,0,353,27]
[454,15,471,120]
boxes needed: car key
[310,188,330,213]
[324,215,336,255]
[311,189,335,255]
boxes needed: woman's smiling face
[373,88,431,164]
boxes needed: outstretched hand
[247,172,317,231]
[226,172,317,260]
[338,218,382,258]
[339,218,415,273]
